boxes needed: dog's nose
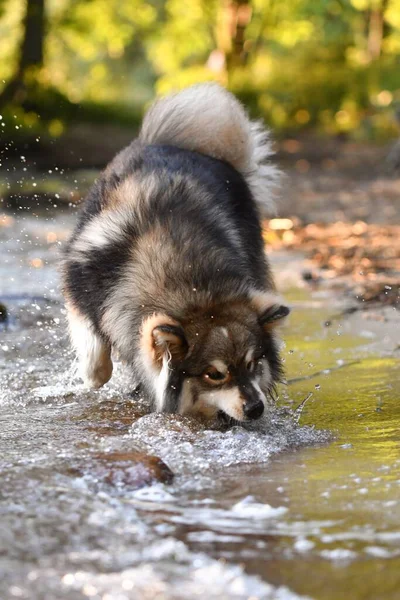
[244,400,264,420]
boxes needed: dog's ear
[141,314,188,367]
[152,324,188,363]
[250,291,290,331]
[258,304,290,330]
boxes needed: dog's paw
[82,361,113,389]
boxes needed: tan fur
[139,313,181,373]
[105,172,160,213]
[106,175,141,211]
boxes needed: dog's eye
[246,360,255,373]
[203,367,230,385]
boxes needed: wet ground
[1,205,399,600]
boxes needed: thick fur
[62,83,288,421]
[140,83,280,216]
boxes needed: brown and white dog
[62,83,290,422]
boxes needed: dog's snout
[239,380,265,420]
[244,400,264,420]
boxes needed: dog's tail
[139,83,279,215]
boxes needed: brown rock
[94,451,174,489]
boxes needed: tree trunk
[226,0,252,71]
[367,0,389,61]
[0,0,46,107]
[366,0,389,100]
[19,0,45,75]
[208,1,252,83]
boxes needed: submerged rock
[92,451,174,489]
[0,302,8,323]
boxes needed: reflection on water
[0,211,399,600]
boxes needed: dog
[62,83,290,422]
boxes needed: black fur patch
[263,333,284,385]
[259,304,290,325]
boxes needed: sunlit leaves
[45,0,159,101]
[147,0,217,74]
[1,0,400,135]
[0,0,25,82]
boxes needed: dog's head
[140,293,290,422]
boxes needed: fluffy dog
[62,83,290,422]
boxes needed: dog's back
[62,84,288,421]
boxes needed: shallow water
[1,210,399,600]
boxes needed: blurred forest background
[1,0,400,144]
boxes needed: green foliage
[1,0,400,139]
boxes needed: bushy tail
[139,83,279,215]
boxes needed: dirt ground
[269,136,400,309]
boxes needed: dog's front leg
[66,303,113,389]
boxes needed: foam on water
[127,410,330,478]
[58,543,311,600]
[232,495,288,518]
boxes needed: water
[1,209,399,600]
